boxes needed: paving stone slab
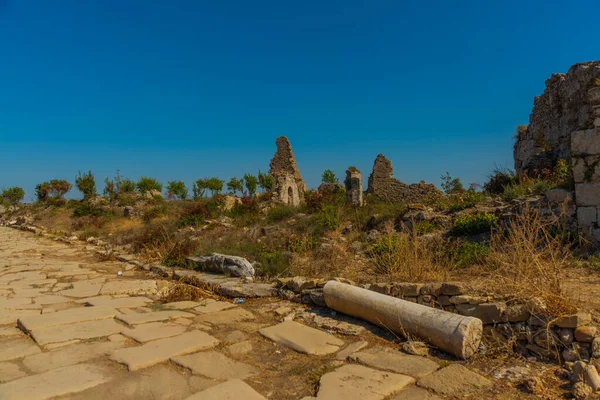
[335,341,369,361]
[83,296,152,308]
[0,337,41,362]
[0,363,112,400]
[110,330,220,371]
[0,327,22,338]
[23,341,124,373]
[0,362,27,383]
[99,280,157,296]
[171,351,256,380]
[116,310,194,326]
[122,322,188,343]
[163,300,201,310]
[185,379,266,400]
[392,386,442,400]
[30,318,125,346]
[316,364,415,400]
[58,279,105,298]
[350,347,439,378]
[193,299,237,314]
[0,309,40,325]
[33,295,70,305]
[194,308,255,326]
[18,306,118,332]
[417,364,492,397]
[259,321,344,355]
[226,341,253,356]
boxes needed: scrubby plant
[267,205,296,222]
[313,204,341,231]
[321,169,338,184]
[166,180,188,200]
[194,178,223,198]
[104,170,135,201]
[450,213,497,236]
[243,174,258,196]
[448,240,490,268]
[258,170,274,192]
[484,167,519,195]
[441,172,464,194]
[1,187,25,205]
[136,177,163,195]
[226,177,244,196]
[35,179,71,202]
[75,170,96,200]
[72,202,105,218]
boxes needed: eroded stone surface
[171,351,256,380]
[116,310,194,326]
[18,306,118,332]
[99,280,157,296]
[0,337,41,362]
[350,347,439,378]
[186,379,266,400]
[194,308,255,326]
[193,300,237,314]
[121,322,187,343]
[259,321,344,355]
[110,330,219,371]
[30,318,125,346]
[22,341,123,373]
[0,362,27,383]
[392,386,442,400]
[417,364,492,397]
[83,296,152,308]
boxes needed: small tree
[35,180,71,202]
[166,180,188,200]
[75,170,97,200]
[258,170,274,192]
[193,179,207,199]
[1,187,25,205]
[227,177,244,196]
[136,177,163,194]
[441,172,464,194]
[205,178,224,197]
[321,169,338,184]
[243,173,258,196]
[104,170,135,201]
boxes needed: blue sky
[1,0,599,200]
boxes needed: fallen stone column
[186,253,255,277]
[323,281,482,359]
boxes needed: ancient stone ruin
[514,61,600,241]
[366,154,440,203]
[345,166,363,206]
[268,136,306,206]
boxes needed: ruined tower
[268,136,306,206]
[345,166,364,206]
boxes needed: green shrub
[258,170,274,192]
[75,170,96,200]
[267,205,297,223]
[142,203,169,222]
[451,213,497,236]
[321,169,338,184]
[441,172,464,194]
[193,177,224,198]
[447,191,482,212]
[448,241,490,268]
[104,171,136,201]
[72,202,105,218]
[1,187,25,205]
[243,173,258,196]
[136,177,163,195]
[166,181,188,200]
[484,168,519,195]
[226,177,244,196]
[313,204,341,231]
[35,180,71,202]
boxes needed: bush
[104,171,136,201]
[243,173,258,196]
[75,171,96,200]
[267,205,297,223]
[484,168,519,195]
[142,202,169,223]
[451,213,497,236]
[313,204,341,231]
[136,177,163,195]
[72,202,105,218]
[321,169,338,184]
[166,181,188,200]
[35,180,71,202]
[441,172,464,194]
[447,191,482,212]
[448,241,490,268]
[226,177,244,196]
[193,177,224,198]
[1,187,25,205]
[258,170,274,192]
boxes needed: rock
[572,382,593,400]
[316,364,415,400]
[556,313,592,328]
[226,341,253,356]
[0,338,42,362]
[559,328,575,344]
[504,304,530,322]
[123,206,134,217]
[455,303,506,325]
[121,322,188,343]
[584,365,600,391]
[221,195,242,211]
[573,361,587,383]
[400,341,429,356]
[258,321,344,355]
[186,253,255,277]
[116,311,194,326]
[194,308,255,326]
[391,283,423,297]
[308,289,327,307]
[440,282,468,296]
[417,364,492,397]
[289,276,317,293]
[29,319,125,346]
[575,326,597,343]
[592,337,600,358]
[0,362,27,384]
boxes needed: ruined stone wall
[366,154,440,203]
[269,136,306,206]
[515,61,600,174]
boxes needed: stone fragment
[33,295,69,305]
[185,379,266,400]
[417,365,492,397]
[572,381,593,400]
[336,341,369,361]
[171,351,256,380]
[0,338,41,362]
[575,326,597,343]
[226,341,253,356]
[584,365,600,391]
[110,330,219,371]
[186,253,255,277]
[556,313,592,329]
[0,327,22,338]
[440,282,468,296]
[30,319,124,346]
[18,306,118,332]
[259,321,344,355]
[592,337,600,358]
[392,386,442,400]
[121,322,187,343]
[0,362,26,383]
[194,308,255,326]
[559,328,575,343]
[317,364,415,400]
[350,347,438,378]
[573,361,586,383]
[0,310,40,325]
[116,310,194,326]
[0,363,112,400]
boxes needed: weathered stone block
[576,184,600,207]
[575,326,597,343]
[370,283,391,295]
[420,283,442,296]
[504,304,529,322]
[555,312,592,328]
[573,157,600,183]
[455,303,506,325]
[572,129,600,156]
[577,206,598,228]
[437,295,451,306]
[545,188,573,202]
[391,283,423,297]
[440,282,468,296]
[449,295,472,305]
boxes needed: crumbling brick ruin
[514,61,600,174]
[268,136,306,206]
[345,166,363,206]
[514,61,600,242]
[366,154,440,203]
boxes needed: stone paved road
[0,227,524,400]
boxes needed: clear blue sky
[1,0,599,200]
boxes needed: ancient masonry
[366,154,440,203]
[268,136,306,206]
[514,61,600,241]
[345,167,363,206]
